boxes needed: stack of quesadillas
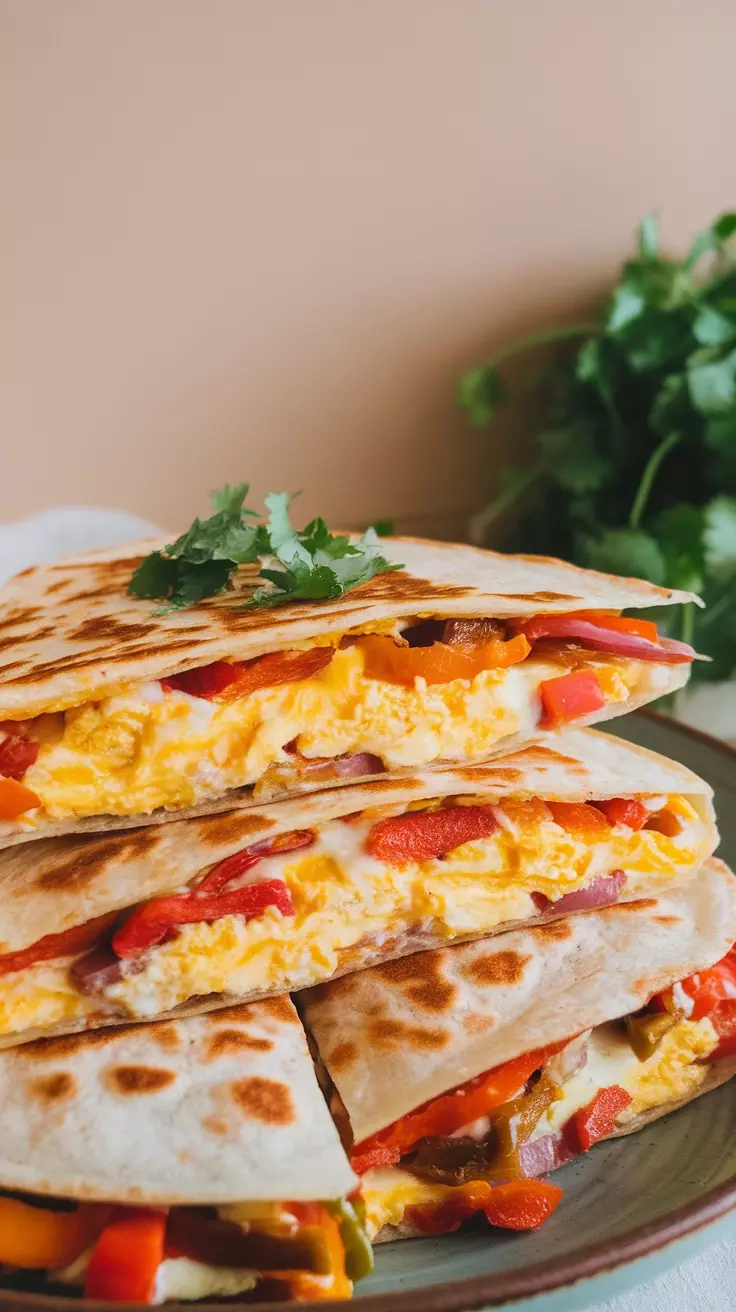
[0,522,732,1303]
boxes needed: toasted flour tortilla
[0,536,699,719]
[0,537,699,846]
[0,996,356,1204]
[302,859,736,1144]
[0,727,714,957]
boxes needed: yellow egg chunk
[0,792,707,1037]
[21,645,673,824]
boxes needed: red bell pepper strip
[85,1209,167,1304]
[196,829,314,895]
[112,878,294,958]
[0,730,39,780]
[366,805,498,865]
[0,912,117,978]
[565,1085,632,1153]
[161,647,334,700]
[483,1179,564,1231]
[657,945,736,1022]
[350,1043,564,1167]
[592,798,650,830]
[552,611,660,641]
[406,1179,562,1236]
[712,999,736,1060]
[538,670,606,729]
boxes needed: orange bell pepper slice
[0,1197,97,1269]
[0,777,41,819]
[546,801,612,837]
[268,1207,352,1302]
[482,1179,564,1230]
[569,611,660,642]
[358,633,530,686]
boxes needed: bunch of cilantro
[129,485,400,611]
[459,212,736,683]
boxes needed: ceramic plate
[2,713,735,1312]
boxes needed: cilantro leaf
[128,551,179,599]
[129,484,403,610]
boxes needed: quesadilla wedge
[0,997,373,1303]
[302,859,736,1242]
[0,729,717,1047]
[0,536,701,845]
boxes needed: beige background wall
[4,0,735,535]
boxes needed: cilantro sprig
[459,210,736,684]
[128,486,401,611]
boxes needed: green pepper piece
[323,1200,374,1281]
[625,1011,677,1062]
[486,1073,560,1179]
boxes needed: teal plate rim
[0,712,734,1312]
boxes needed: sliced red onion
[509,616,697,664]
[297,751,386,780]
[70,945,125,994]
[546,1032,590,1086]
[519,1132,576,1177]
[532,870,626,917]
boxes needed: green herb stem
[628,432,682,530]
[469,461,546,545]
[486,323,602,371]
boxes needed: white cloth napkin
[0,507,732,1312]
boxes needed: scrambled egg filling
[0,795,706,1035]
[20,644,668,824]
[360,1015,719,1239]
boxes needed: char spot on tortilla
[149,1023,182,1051]
[202,1116,230,1137]
[260,996,299,1025]
[207,1029,273,1059]
[0,661,31,675]
[608,898,659,914]
[326,1041,358,1073]
[108,1065,176,1094]
[654,915,681,926]
[374,953,456,1013]
[349,572,473,603]
[368,1019,448,1051]
[463,1013,495,1035]
[532,919,573,941]
[19,1027,128,1060]
[195,812,275,846]
[455,767,522,784]
[29,1072,76,1103]
[230,1076,295,1125]
[45,580,70,595]
[37,828,161,890]
[71,617,158,643]
[462,950,532,987]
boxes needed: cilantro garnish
[128,486,402,611]
[458,210,736,683]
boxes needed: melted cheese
[530,1016,719,1138]
[0,796,707,1036]
[361,1168,456,1239]
[20,644,664,825]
